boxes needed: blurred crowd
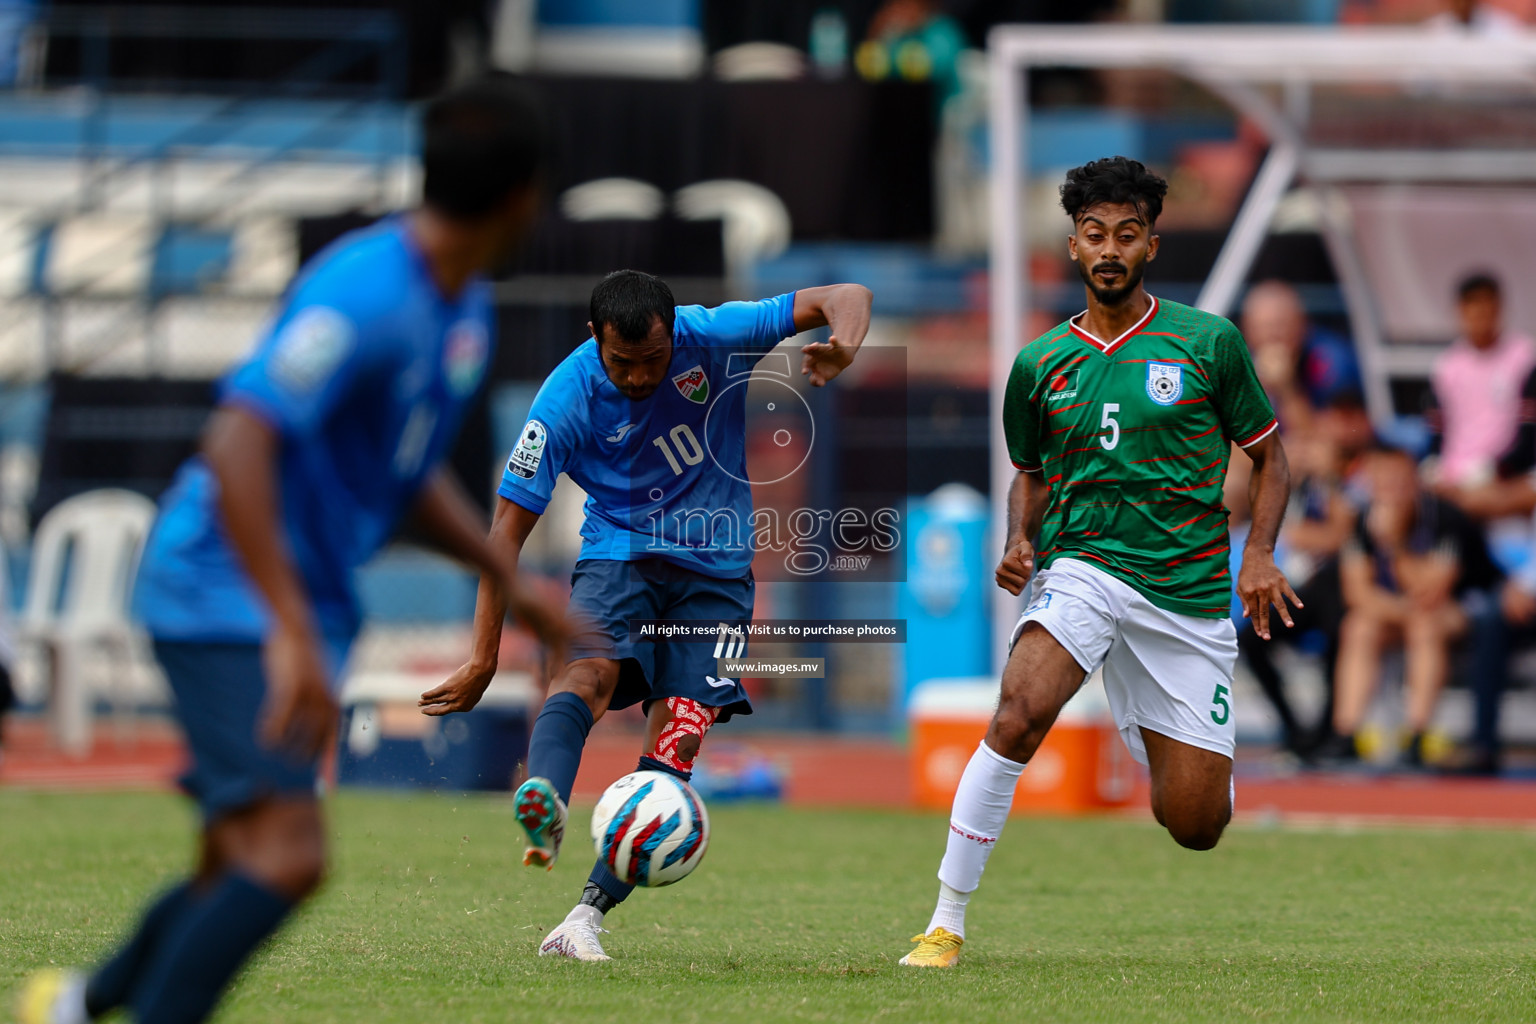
[1228,272,1536,775]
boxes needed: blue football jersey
[135,217,494,643]
[498,295,799,578]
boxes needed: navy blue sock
[84,880,196,1017]
[129,873,292,1024]
[527,691,594,804]
[584,757,695,908]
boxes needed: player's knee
[226,802,328,900]
[988,699,1049,762]
[1162,805,1229,851]
[1340,609,1384,644]
[554,661,615,716]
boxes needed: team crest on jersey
[672,365,710,404]
[508,420,547,479]
[1146,362,1183,406]
[1046,367,1079,402]
[443,321,488,396]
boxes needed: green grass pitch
[4,789,1535,1022]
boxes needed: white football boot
[513,776,567,869]
[539,906,612,961]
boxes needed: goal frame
[985,25,1536,671]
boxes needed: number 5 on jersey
[1099,403,1120,451]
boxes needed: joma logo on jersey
[1146,362,1183,406]
[1046,368,1079,402]
[672,366,710,404]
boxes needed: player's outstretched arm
[1239,433,1303,640]
[792,283,872,386]
[414,485,555,715]
[203,406,336,759]
[996,470,1051,595]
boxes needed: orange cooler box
[910,676,1135,813]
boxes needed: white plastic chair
[21,488,161,755]
[672,180,792,280]
[559,178,666,221]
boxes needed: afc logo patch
[1146,362,1183,406]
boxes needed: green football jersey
[1004,296,1277,618]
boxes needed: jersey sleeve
[1211,322,1279,448]
[1003,351,1042,472]
[674,292,799,357]
[496,375,581,515]
[221,268,393,436]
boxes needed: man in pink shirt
[1428,274,1536,488]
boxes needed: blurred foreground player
[901,158,1296,967]
[18,76,569,1024]
[420,269,872,960]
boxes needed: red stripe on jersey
[1236,419,1279,448]
[1035,345,1063,366]
[1209,568,1229,580]
[1047,473,1062,484]
[1136,331,1190,341]
[1157,478,1220,492]
[1011,460,1040,472]
[1049,400,1092,416]
[1173,396,1207,405]
[1131,447,1218,465]
[1170,510,1216,531]
[1167,543,1229,567]
[1183,425,1220,442]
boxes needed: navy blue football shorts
[566,558,754,721]
[154,638,347,823]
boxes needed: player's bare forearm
[203,405,334,755]
[420,497,544,716]
[997,470,1050,595]
[792,283,872,386]
[203,407,314,636]
[1238,432,1301,639]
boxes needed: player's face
[1067,202,1158,307]
[1458,287,1501,349]
[596,318,673,400]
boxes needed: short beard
[1078,257,1145,307]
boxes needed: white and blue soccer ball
[590,771,710,887]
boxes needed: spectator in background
[1426,273,1536,490]
[1242,280,1362,435]
[858,0,969,108]
[1327,445,1503,767]
[1234,432,1354,759]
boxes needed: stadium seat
[673,180,792,279]
[559,178,666,221]
[19,488,162,756]
[44,214,154,296]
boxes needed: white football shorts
[1010,556,1238,766]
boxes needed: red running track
[6,717,1536,827]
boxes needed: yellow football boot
[898,926,964,967]
[16,968,85,1024]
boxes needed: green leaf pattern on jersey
[1003,298,1277,619]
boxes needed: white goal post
[985,25,1536,671]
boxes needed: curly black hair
[1059,157,1168,226]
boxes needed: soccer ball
[590,771,710,887]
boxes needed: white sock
[565,903,604,928]
[926,882,972,937]
[934,741,1026,927]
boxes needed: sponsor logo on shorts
[1025,591,1053,615]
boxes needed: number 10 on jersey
[653,424,705,475]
